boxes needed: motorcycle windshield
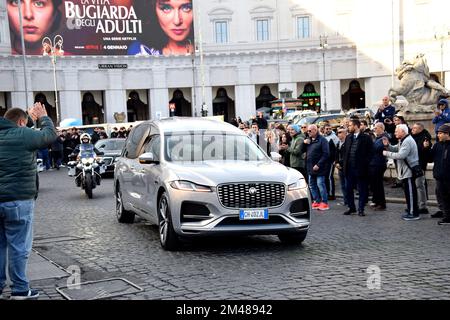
[79,144,95,159]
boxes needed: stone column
[150,68,169,119]
[105,70,126,123]
[59,70,82,121]
[235,65,256,121]
[11,69,33,109]
[278,62,297,98]
[327,80,342,111]
[150,88,169,119]
[235,85,256,121]
[199,86,213,117]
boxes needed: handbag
[404,158,424,178]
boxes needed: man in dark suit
[342,119,374,216]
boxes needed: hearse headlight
[170,180,212,192]
[288,179,308,191]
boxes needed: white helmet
[80,133,91,143]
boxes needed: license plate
[239,209,269,220]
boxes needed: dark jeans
[338,169,348,205]
[325,164,335,197]
[345,170,368,212]
[369,165,387,207]
[0,200,35,293]
[436,180,450,218]
[51,150,63,168]
[37,149,50,170]
[309,175,328,204]
[63,147,73,165]
[403,177,419,216]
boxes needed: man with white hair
[383,124,420,221]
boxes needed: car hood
[164,160,302,186]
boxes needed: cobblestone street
[20,170,450,300]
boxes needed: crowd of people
[0,95,448,300]
[235,97,450,224]
[36,126,131,171]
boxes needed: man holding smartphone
[375,96,396,139]
[432,99,450,138]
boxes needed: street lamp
[434,28,450,85]
[42,35,63,126]
[188,39,198,117]
[17,0,30,107]
[196,3,207,117]
[319,34,328,113]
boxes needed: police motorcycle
[67,133,105,199]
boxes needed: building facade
[0,0,449,124]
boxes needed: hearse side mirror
[270,152,282,162]
[139,152,159,164]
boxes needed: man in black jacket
[369,122,389,210]
[302,125,330,211]
[425,124,450,225]
[375,96,396,138]
[411,123,432,214]
[50,131,65,170]
[335,127,348,206]
[342,119,374,216]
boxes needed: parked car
[95,138,126,175]
[114,118,311,250]
[288,110,318,123]
[295,113,346,130]
[347,108,375,121]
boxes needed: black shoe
[75,178,81,187]
[418,208,429,214]
[358,211,366,216]
[402,214,420,221]
[431,211,444,218]
[10,289,39,300]
[343,209,357,215]
[373,205,386,211]
[438,217,450,225]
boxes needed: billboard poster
[7,0,195,56]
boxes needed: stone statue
[114,112,126,123]
[388,53,449,113]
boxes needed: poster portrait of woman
[7,0,64,55]
[128,0,194,57]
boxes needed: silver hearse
[114,118,311,250]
